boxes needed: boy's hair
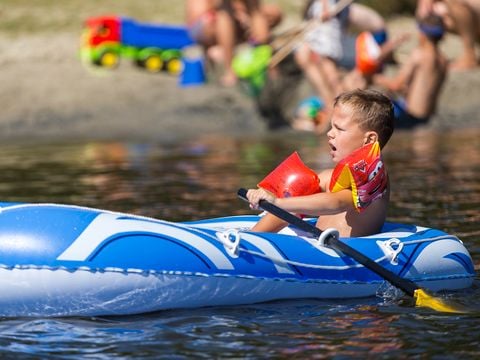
[333,89,394,148]
[417,13,444,43]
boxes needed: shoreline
[0,17,479,144]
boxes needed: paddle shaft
[237,188,418,297]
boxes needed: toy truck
[81,15,195,74]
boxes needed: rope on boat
[0,203,463,271]
[216,229,462,270]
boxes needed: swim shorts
[392,99,429,129]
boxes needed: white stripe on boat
[57,213,235,270]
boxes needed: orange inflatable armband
[356,31,381,75]
[329,142,388,212]
[258,152,321,198]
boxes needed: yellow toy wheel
[98,50,119,69]
[144,55,164,73]
[166,58,183,75]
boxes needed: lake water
[0,127,478,358]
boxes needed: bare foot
[292,117,316,132]
[292,110,329,133]
[313,110,330,134]
[449,57,478,71]
[220,70,238,87]
[206,45,224,64]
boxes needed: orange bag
[329,142,388,212]
[258,152,321,198]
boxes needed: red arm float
[258,152,321,198]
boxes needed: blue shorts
[393,99,429,129]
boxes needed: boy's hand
[246,188,276,210]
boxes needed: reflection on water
[0,128,478,358]
[0,135,332,221]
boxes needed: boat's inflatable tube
[0,202,474,317]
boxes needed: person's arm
[416,0,435,18]
[320,0,331,22]
[246,188,354,216]
[251,212,288,232]
[247,188,353,233]
[377,33,411,64]
[276,190,354,215]
[373,49,418,93]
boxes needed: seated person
[417,0,480,70]
[295,0,348,113]
[186,0,282,86]
[342,30,410,92]
[373,13,448,128]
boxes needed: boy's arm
[247,188,354,216]
[247,168,338,232]
[248,189,353,233]
[251,213,288,232]
[275,189,354,216]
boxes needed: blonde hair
[333,89,394,148]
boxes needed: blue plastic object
[179,58,206,87]
[121,18,194,49]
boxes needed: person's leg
[249,8,270,43]
[215,9,239,86]
[294,45,335,112]
[348,3,386,33]
[320,57,344,97]
[260,3,283,29]
[437,0,478,69]
[186,0,217,46]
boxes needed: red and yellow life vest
[329,141,388,212]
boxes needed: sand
[0,16,479,144]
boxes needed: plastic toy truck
[81,15,195,74]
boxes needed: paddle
[237,188,465,313]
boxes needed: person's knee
[349,4,385,32]
[261,4,283,28]
[294,48,310,68]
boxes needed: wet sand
[0,17,479,144]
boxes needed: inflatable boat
[0,202,474,317]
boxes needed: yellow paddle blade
[414,289,466,314]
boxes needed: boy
[373,13,447,128]
[246,89,394,237]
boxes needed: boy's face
[326,103,373,163]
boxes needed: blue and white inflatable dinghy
[0,202,474,317]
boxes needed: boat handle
[217,229,241,258]
[377,238,404,265]
[315,228,340,248]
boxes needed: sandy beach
[0,12,479,144]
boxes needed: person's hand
[246,188,276,210]
[416,0,434,18]
[320,8,332,22]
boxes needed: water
[0,127,478,358]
